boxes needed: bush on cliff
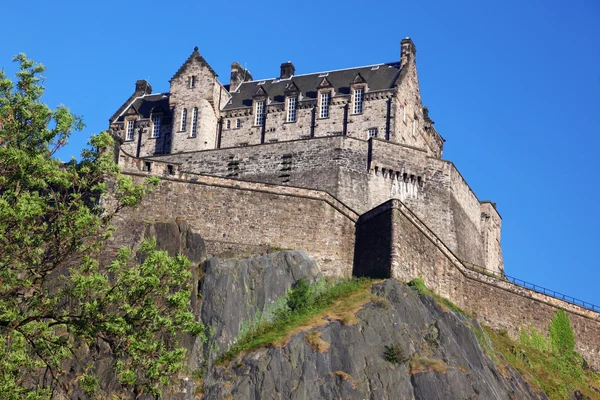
[0,55,205,398]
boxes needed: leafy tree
[0,54,205,398]
[549,309,576,357]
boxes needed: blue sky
[2,1,599,307]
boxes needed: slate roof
[223,62,402,110]
[113,93,171,122]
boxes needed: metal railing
[461,262,599,313]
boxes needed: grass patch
[407,277,468,316]
[305,331,330,353]
[408,356,448,374]
[484,326,600,399]
[329,371,358,388]
[216,277,374,365]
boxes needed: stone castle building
[108,38,600,368]
[110,38,503,276]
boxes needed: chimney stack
[400,37,417,69]
[230,62,253,91]
[135,80,152,96]
[280,61,295,79]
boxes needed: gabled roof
[170,46,217,82]
[223,62,401,110]
[112,93,171,123]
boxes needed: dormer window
[151,117,161,138]
[126,120,135,141]
[254,101,265,126]
[188,76,196,88]
[286,97,297,123]
[191,107,198,137]
[319,92,330,119]
[352,88,364,114]
[180,108,187,131]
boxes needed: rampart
[146,135,502,273]
[354,199,600,369]
[114,151,358,278]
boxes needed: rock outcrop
[201,279,544,400]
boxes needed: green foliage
[549,309,576,357]
[383,343,407,364]
[407,277,467,316]
[217,278,370,364]
[286,278,311,312]
[519,326,549,353]
[0,54,205,398]
[485,325,599,399]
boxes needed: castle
[110,38,503,276]
[108,39,600,368]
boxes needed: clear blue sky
[3,1,599,307]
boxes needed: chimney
[400,37,417,69]
[280,61,295,79]
[135,79,152,96]
[230,62,253,91]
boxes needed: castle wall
[220,95,392,147]
[146,135,497,269]
[354,199,600,370]
[115,116,173,158]
[116,152,358,278]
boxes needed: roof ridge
[238,61,401,86]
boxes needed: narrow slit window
[180,108,187,131]
[190,107,198,137]
[226,119,231,129]
[319,92,330,118]
[151,117,161,138]
[287,97,297,122]
[255,101,265,126]
[126,120,135,141]
[188,76,195,88]
[236,119,241,128]
[353,88,364,114]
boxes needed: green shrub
[384,343,407,364]
[287,278,311,312]
[549,310,576,357]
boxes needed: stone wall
[143,135,499,269]
[219,94,392,148]
[355,199,600,370]
[115,152,358,278]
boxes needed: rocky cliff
[123,221,547,399]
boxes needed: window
[143,161,151,171]
[286,97,297,122]
[254,101,265,126]
[226,119,231,129]
[353,88,364,114]
[167,164,174,175]
[188,76,195,88]
[368,128,378,138]
[126,120,135,141]
[319,92,330,118]
[180,108,187,131]
[191,107,198,137]
[236,119,241,128]
[151,117,161,138]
